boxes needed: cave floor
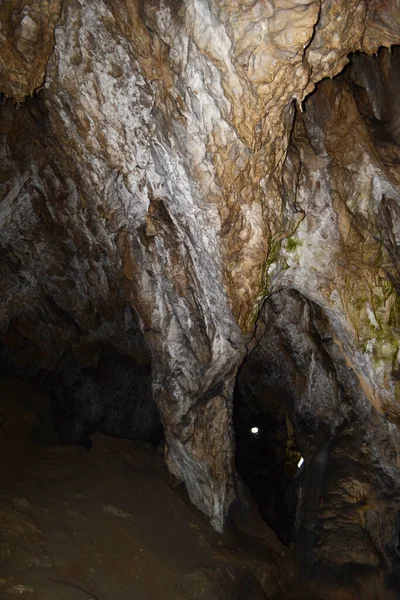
[0,376,319,600]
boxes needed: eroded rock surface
[235,290,400,597]
[0,1,62,101]
[1,2,400,595]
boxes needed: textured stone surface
[0,98,158,444]
[236,289,400,597]
[1,5,400,590]
[273,49,400,420]
[0,1,62,101]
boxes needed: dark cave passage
[232,289,323,549]
[46,342,163,449]
[233,288,400,595]
[233,371,301,547]
[0,306,163,449]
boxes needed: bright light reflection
[298,457,304,468]
[250,427,259,435]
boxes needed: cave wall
[0,97,158,443]
[1,0,400,556]
[235,289,400,597]
[273,48,400,422]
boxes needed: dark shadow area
[0,94,163,451]
[233,373,300,546]
[0,324,163,449]
[47,342,162,448]
[234,286,400,596]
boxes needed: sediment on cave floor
[0,374,324,600]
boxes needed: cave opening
[232,287,339,558]
[234,285,400,595]
[233,357,302,547]
[232,280,376,556]
[0,305,163,450]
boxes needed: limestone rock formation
[1,1,400,596]
[236,289,400,597]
